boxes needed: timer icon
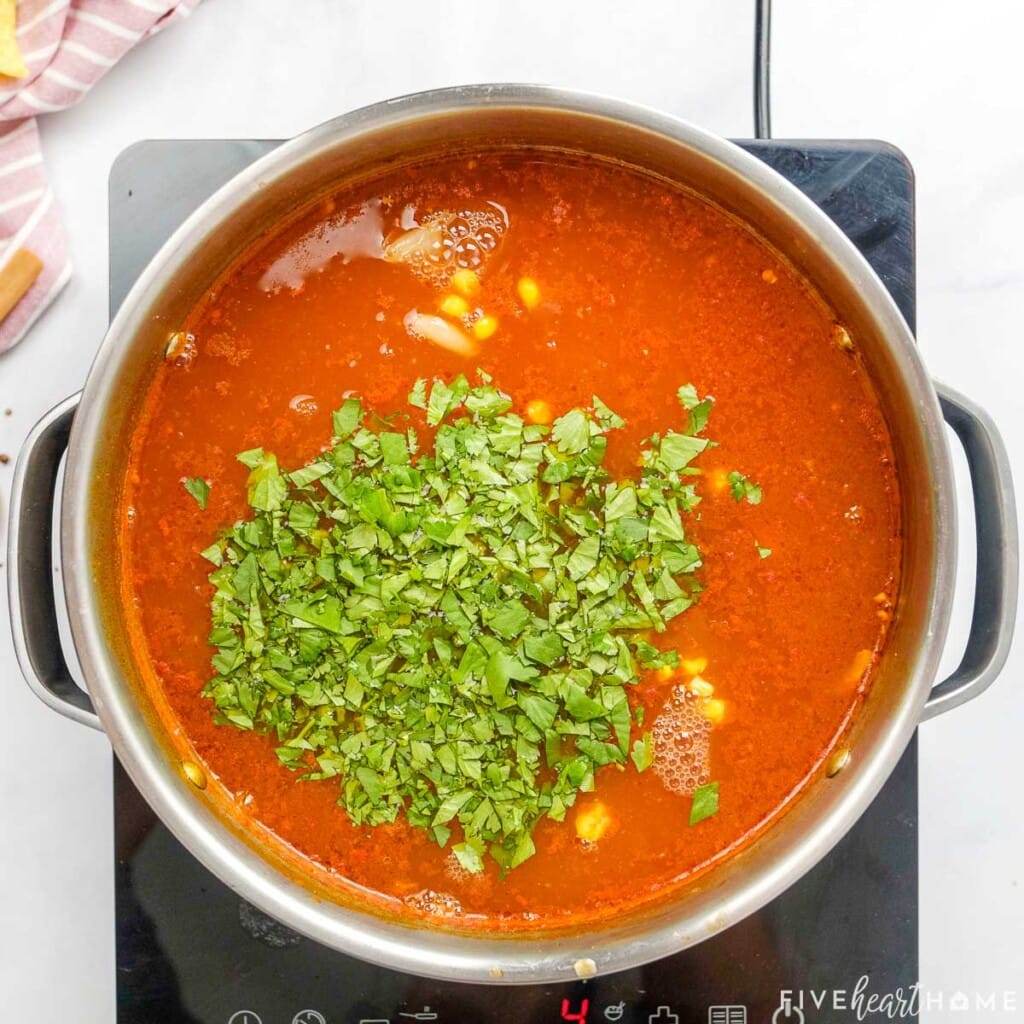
[292,1013,327,1024]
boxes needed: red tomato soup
[120,150,900,932]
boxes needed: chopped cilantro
[728,470,762,505]
[689,781,720,825]
[183,477,210,509]
[630,732,655,772]
[199,375,714,871]
[677,383,714,434]
[757,544,772,559]
[676,384,700,409]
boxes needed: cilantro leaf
[452,841,485,874]
[677,384,714,435]
[689,781,720,825]
[183,477,209,509]
[677,384,700,409]
[246,452,287,511]
[551,408,591,453]
[200,542,223,565]
[379,431,410,466]
[332,398,362,438]
[631,733,655,772]
[658,433,708,471]
[236,447,265,469]
[728,471,762,505]
[487,601,532,639]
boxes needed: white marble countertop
[1,0,1021,1020]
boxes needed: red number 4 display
[561,998,590,1023]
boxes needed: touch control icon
[227,1013,263,1024]
[772,994,806,1024]
[604,1002,626,1022]
[709,1008,748,1024]
[648,1008,679,1024]
[292,1013,327,1024]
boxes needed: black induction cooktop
[110,138,918,1024]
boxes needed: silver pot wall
[7,85,1018,984]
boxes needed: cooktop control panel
[219,994,820,1023]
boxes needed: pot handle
[922,382,1018,720]
[7,393,102,731]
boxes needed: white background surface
[1,0,1022,1020]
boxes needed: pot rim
[62,83,955,983]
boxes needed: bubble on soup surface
[384,206,506,287]
[164,331,196,368]
[653,685,712,797]
[404,889,464,917]
[445,851,484,883]
[289,394,318,416]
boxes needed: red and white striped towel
[0,0,200,354]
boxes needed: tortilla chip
[0,248,44,323]
[0,0,28,80]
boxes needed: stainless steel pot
[7,85,1018,984]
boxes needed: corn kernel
[708,468,729,494]
[575,800,613,843]
[472,314,499,340]
[655,665,675,682]
[517,276,541,309]
[682,656,708,676]
[574,958,597,979]
[761,268,778,284]
[699,698,727,725]
[833,323,855,351]
[451,268,481,298]
[826,747,852,777]
[525,399,553,424]
[844,648,874,685]
[688,677,715,698]
[181,759,207,789]
[439,294,469,318]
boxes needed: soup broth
[120,150,901,931]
